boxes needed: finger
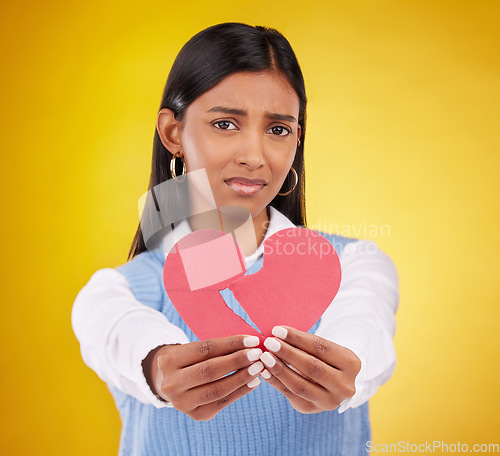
[263,337,343,390]
[259,351,335,404]
[259,368,293,395]
[181,348,264,389]
[181,361,264,410]
[188,376,262,421]
[258,368,319,412]
[272,326,359,372]
[158,334,260,369]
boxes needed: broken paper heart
[163,227,341,345]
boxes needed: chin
[214,197,266,219]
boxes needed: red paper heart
[163,227,341,345]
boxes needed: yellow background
[1,1,499,454]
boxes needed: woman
[72,22,399,455]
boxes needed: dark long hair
[128,22,308,260]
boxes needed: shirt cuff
[133,334,181,409]
[328,335,397,414]
[333,341,367,413]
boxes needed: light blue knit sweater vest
[111,231,370,455]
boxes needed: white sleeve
[71,267,191,408]
[314,239,399,413]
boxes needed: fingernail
[243,336,260,347]
[260,369,271,380]
[247,348,262,362]
[264,337,281,353]
[260,352,276,368]
[247,377,261,388]
[248,361,264,376]
[272,326,288,339]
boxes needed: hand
[142,335,265,421]
[258,326,361,414]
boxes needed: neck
[187,206,270,257]
[250,206,270,252]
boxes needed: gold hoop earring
[277,167,298,196]
[170,153,186,182]
[297,138,301,147]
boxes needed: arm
[314,239,399,412]
[72,268,266,419]
[257,239,399,414]
[71,268,191,408]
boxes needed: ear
[156,108,183,154]
[297,124,302,144]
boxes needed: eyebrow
[207,106,297,123]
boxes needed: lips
[225,177,267,196]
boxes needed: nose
[235,131,266,169]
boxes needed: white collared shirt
[72,207,399,412]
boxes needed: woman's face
[178,71,301,221]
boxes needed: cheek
[181,127,213,169]
[270,152,295,179]
[182,138,227,184]
[183,131,233,175]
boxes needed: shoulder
[77,249,164,294]
[310,230,358,257]
[76,249,166,300]
[116,250,165,288]
[269,207,357,257]
[116,248,165,278]
[311,230,399,287]
[114,249,166,310]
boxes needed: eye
[213,120,237,130]
[267,125,291,136]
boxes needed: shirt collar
[160,206,296,267]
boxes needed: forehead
[188,71,300,115]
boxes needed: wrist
[142,344,179,403]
